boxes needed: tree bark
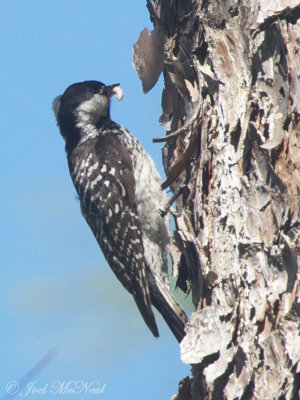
[133,1,300,399]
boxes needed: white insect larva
[112,86,124,101]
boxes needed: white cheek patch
[112,86,124,101]
[52,95,62,118]
[75,94,110,130]
[78,94,109,117]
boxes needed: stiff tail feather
[150,276,187,342]
[132,264,159,338]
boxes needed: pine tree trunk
[133,1,300,399]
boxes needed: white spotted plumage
[53,80,187,341]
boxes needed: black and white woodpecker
[52,80,187,341]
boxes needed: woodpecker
[52,80,187,341]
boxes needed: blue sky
[0,1,191,399]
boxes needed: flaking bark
[134,1,300,399]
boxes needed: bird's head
[52,81,124,146]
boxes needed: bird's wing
[72,132,159,337]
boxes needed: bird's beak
[107,84,124,101]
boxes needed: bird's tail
[150,274,188,342]
[131,263,159,338]
[133,291,159,338]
